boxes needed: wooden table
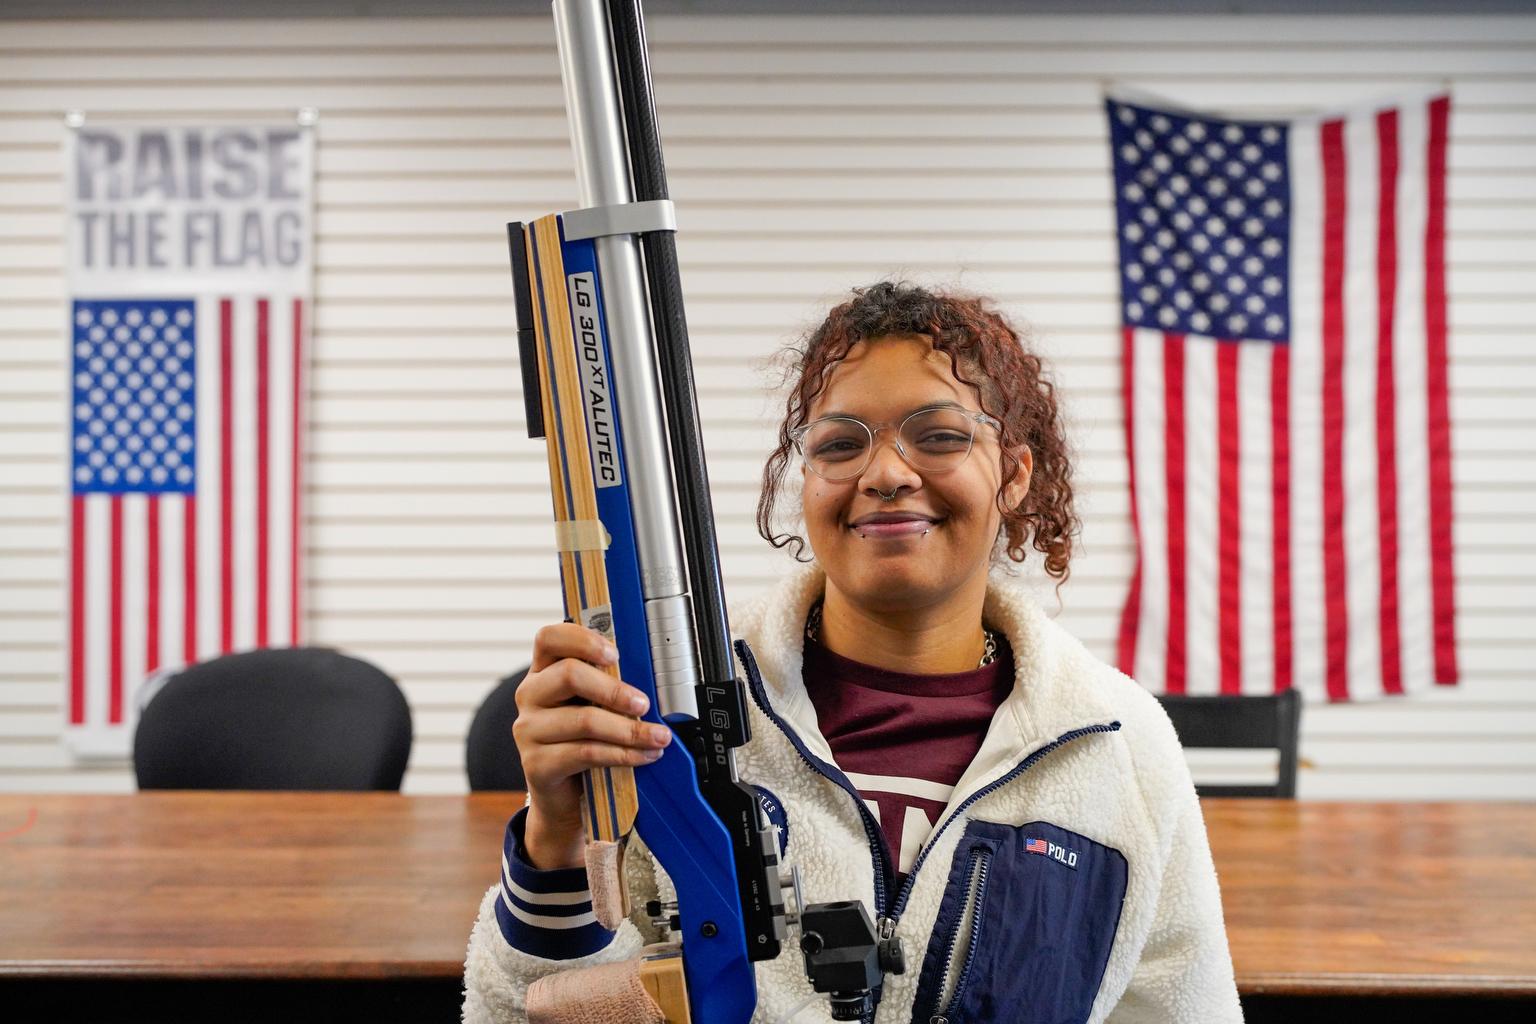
[0,792,519,983]
[0,791,523,1023]
[1,794,1533,1022]
[1206,800,1536,1000]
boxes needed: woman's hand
[513,622,672,869]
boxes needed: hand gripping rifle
[508,2,904,1021]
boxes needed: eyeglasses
[789,405,1002,482]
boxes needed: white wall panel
[0,11,1531,798]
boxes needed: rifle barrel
[552,0,700,719]
[605,0,736,686]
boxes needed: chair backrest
[133,646,413,791]
[1156,688,1302,798]
[466,666,530,792]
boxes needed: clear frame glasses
[789,405,1002,482]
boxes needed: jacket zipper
[928,845,991,1024]
[735,639,895,927]
[884,719,1121,925]
[734,639,1123,1021]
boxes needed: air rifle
[508,2,902,1020]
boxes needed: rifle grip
[577,662,640,846]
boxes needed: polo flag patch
[1026,836,1079,869]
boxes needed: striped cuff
[493,807,616,960]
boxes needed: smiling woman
[760,281,1077,569]
[465,278,1244,1024]
[756,280,1079,675]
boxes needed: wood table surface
[0,791,524,981]
[1,794,1533,998]
[1204,799,1536,997]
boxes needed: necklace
[804,601,998,668]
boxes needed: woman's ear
[1002,444,1033,510]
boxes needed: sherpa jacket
[463,560,1244,1023]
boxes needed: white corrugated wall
[0,13,1531,796]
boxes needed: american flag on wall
[1107,92,1459,702]
[64,124,314,754]
[68,296,307,751]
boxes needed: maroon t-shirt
[802,629,1015,882]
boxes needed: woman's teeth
[854,519,937,538]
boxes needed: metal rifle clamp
[645,863,905,1021]
[793,894,908,1019]
[508,1,902,1020]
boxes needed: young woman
[463,281,1243,1023]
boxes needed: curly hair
[756,280,1081,589]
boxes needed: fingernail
[642,747,664,761]
[602,642,620,664]
[628,691,649,714]
[648,725,672,746]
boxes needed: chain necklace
[804,601,998,668]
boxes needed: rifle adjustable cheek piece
[509,2,902,1021]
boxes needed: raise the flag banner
[64,124,314,755]
[1107,92,1458,702]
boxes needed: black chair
[133,646,413,791]
[466,666,530,791]
[1156,688,1302,798]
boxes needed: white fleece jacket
[463,560,1244,1024]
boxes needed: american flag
[1108,93,1458,702]
[1025,837,1049,855]
[67,295,307,753]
